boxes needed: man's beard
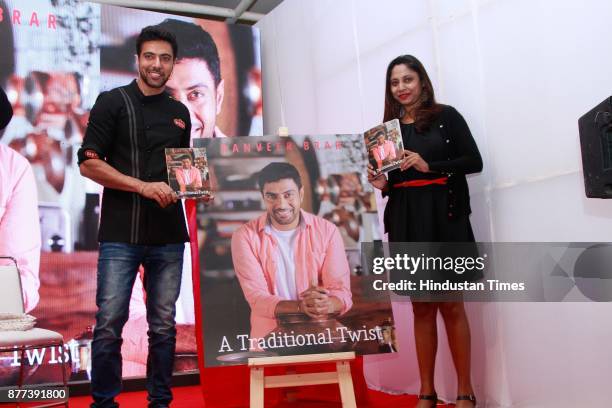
[271,207,298,226]
[139,69,168,89]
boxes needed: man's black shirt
[0,87,13,130]
[78,80,191,245]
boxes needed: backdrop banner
[0,0,261,385]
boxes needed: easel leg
[284,367,298,402]
[250,366,264,408]
[336,361,356,408]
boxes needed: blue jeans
[90,242,184,408]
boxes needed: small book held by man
[165,147,212,198]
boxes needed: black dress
[384,105,482,243]
[384,105,483,289]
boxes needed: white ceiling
[177,0,284,15]
[115,0,285,24]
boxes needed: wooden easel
[248,351,357,408]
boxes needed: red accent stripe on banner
[185,199,207,406]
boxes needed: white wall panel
[256,0,319,134]
[357,27,438,130]
[432,0,471,22]
[353,0,430,55]
[495,303,612,407]
[257,0,612,405]
[305,0,360,80]
[315,67,364,133]
[490,173,612,241]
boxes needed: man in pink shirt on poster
[372,131,396,170]
[174,155,202,193]
[231,162,353,340]
[0,86,41,312]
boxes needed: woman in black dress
[368,55,482,407]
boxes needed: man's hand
[139,181,178,208]
[299,286,334,319]
[274,287,344,320]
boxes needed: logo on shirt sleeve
[85,150,100,159]
[174,118,186,129]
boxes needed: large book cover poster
[194,135,396,367]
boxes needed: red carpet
[67,356,452,407]
[68,385,451,407]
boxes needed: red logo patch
[85,150,99,159]
[174,118,186,129]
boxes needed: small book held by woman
[364,119,404,174]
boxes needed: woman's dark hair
[383,55,442,133]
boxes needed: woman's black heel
[456,394,477,407]
[417,393,438,407]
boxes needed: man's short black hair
[375,130,385,138]
[136,25,178,59]
[156,19,221,86]
[258,162,302,192]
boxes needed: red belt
[393,177,448,188]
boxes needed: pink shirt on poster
[231,210,353,339]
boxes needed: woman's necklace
[401,112,415,124]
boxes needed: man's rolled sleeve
[321,226,353,314]
[231,226,283,319]
[77,91,116,165]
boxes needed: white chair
[0,256,68,407]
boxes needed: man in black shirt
[78,25,191,408]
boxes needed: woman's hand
[367,163,388,190]
[400,150,430,173]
